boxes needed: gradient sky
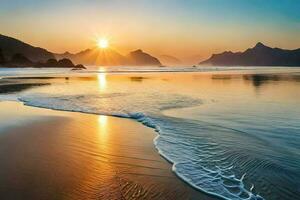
[0,0,299,62]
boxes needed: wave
[17,93,265,200]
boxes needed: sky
[0,0,299,62]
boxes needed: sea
[0,66,299,200]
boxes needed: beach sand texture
[0,101,214,200]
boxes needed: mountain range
[0,34,54,62]
[55,48,161,66]
[200,42,300,66]
[158,55,182,66]
[0,34,161,67]
[1,34,300,67]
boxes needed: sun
[97,38,109,49]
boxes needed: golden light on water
[97,73,107,91]
[97,38,109,49]
[96,72,108,142]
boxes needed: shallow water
[0,67,300,199]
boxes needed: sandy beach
[1,0,300,198]
[0,101,214,200]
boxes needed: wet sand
[0,101,214,200]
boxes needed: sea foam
[16,91,263,200]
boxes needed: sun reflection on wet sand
[97,115,108,143]
[98,115,108,127]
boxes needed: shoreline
[1,69,299,199]
[0,101,215,200]
[21,99,223,200]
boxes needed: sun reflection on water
[97,73,107,91]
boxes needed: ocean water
[0,67,300,200]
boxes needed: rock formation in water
[200,42,300,66]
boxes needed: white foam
[17,94,263,200]
[0,79,267,200]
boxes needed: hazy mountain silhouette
[56,48,127,66]
[10,53,33,66]
[56,48,161,66]
[200,42,300,66]
[55,51,73,60]
[0,34,54,62]
[36,58,85,69]
[159,55,182,66]
[126,49,161,66]
[0,51,85,69]
[0,34,161,66]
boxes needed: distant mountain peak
[254,42,267,49]
[159,55,182,66]
[128,49,161,66]
[55,47,161,66]
[200,42,300,66]
[131,49,143,54]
